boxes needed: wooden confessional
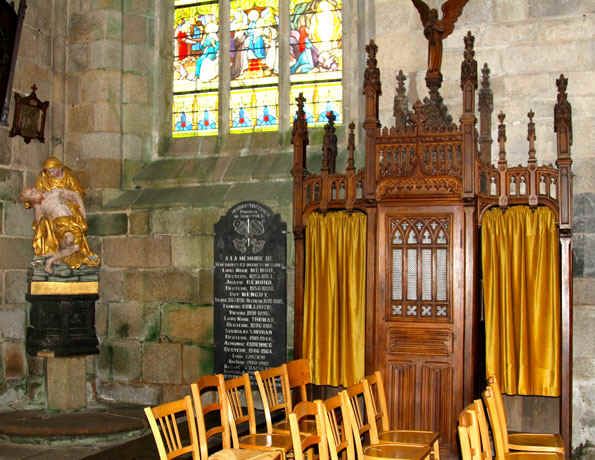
[290,32,573,457]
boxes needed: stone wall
[374,0,595,450]
[0,0,592,451]
[0,0,57,406]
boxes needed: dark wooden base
[26,294,99,357]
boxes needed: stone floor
[0,404,157,460]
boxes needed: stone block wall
[0,0,56,407]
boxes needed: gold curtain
[482,206,560,396]
[303,211,366,387]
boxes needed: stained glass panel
[230,0,280,88]
[173,92,218,137]
[290,82,341,127]
[289,0,342,82]
[230,87,279,133]
[174,1,220,93]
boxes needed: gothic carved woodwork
[291,30,574,458]
[0,0,26,126]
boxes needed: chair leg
[432,440,440,460]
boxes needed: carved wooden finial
[497,111,507,165]
[527,109,536,164]
[478,63,493,164]
[291,92,309,170]
[555,74,573,158]
[292,92,309,142]
[322,111,338,174]
[347,122,356,172]
[479,64,492,107]
[366,39,378,64]
[364,39,381,95]
[461,31,477,89]
[394,70,409,130]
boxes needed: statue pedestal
[26,292,99,357]
[46,356,87,410]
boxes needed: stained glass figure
[289,0,342,83]
[290,81,341,127]
[174,1,220,94]
[230,0,280,88]
[230,87,278,133]
[173,92,218,137]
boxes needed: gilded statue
[20,157,100,274]
[411,0,470,77]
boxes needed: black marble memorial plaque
[214,201,287,378]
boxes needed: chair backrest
[458,403,486,460]
[472,398,493,459]
[341,380,379,459]
[289,400,329,460]
[363,370,390,433]
[487,375,509,442]
[223,373,258,447]
[144,395,200,460]
[483,386,508,459]
[287,358,312,403]
[190,374,230,460]
[322,393,355,460]
[255,364,292,433]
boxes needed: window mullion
[279,0,290,134]
[219,0,230,136]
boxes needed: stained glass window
[289,0,342,127]
[174,0,220,137]
[172,0,342,137]
[230,87,279,133]
[230,0,280,132]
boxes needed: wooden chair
[342,382,431,460]
[224,372,293,460]
[255,364,296,435]
[486,376,564,455]
[191,374,280,460]
[322,393,356,460]
[287,358,312,403]
[459,400,563,460]
[289,400,329,460]
[364,372,440,459]
[144,395,200,460]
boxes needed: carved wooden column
[460,31,478,404]
[363,40,381,200]
[554,75,573,459]
[291,93,309,358]
[478,64,493,166]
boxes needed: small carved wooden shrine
[291,33,573,457]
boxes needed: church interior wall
[0,0,592,451]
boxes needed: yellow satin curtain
[482,206,560,396]
[303,211,366,387]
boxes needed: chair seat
[273,418,318,434]
[363,443,431,460]
[239,432,294,451]
[378,430,439,446]
[508,433,565,453]
[209,448,283,460]
[505,452,564,460]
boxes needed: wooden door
[375,205,464,450]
